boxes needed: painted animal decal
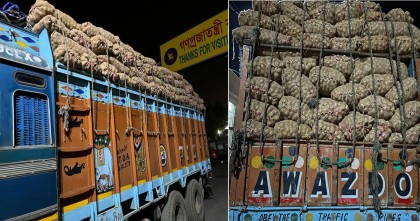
[64,162,85,176]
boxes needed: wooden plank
[234,45,251,130]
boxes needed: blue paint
[22,36,36,43]
[121,187,134,202]
[63,204,91,221]
[74,88,84,94]
[0,34,9,41]
[97,194,115,213]
[0,148,55,163]
[0,172,57,220]
[229,206,419,221]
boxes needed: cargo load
[230,1,420,220]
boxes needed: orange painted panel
[245,144,279,206]
[305,144,335,205]
[279,142,307,206]
[337,145,363,205]
[113,105,134,188]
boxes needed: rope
[58,29,71,133]
[314,1,327,167]
[258,6,276,157]
[122,54,131,135]
[106,46,111,134]
[295,1,306,148]
[389,21,409,161]
[82,35,97,133]
[362,3,381,213]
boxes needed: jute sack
[334,3,360,23]
[32,15,69,35]
[69,29,90,48]
[390,36,420,55]
[339,112,374,141]
[309,66,346,97]
[277,96,314,126]
[242,119,276,139]
[248,56,283,82]
[247,77,284,106]
[271,14,302,37]
[28,0,55,27]
[330,37,360,51]
[248,99,281,127]
[358,95,395,120]
[54,9,78,30]
[274,120,312,140]
[317,98,349,124]
[53,45,81,69]
[280,2,306,24]
[282,68,317,104]
[80,22,120,44]
[232,26,298,46]
[238,10,273,30]
[389,101,420,132]
[304,19,336,38]
[335,18,364,37]
[386,8,413,23]
[323,55,353,79]
[363,119,392,143]
[331,83,370,108]
[253,0,280,16]
[360,74,394,96]
[282,56,317,76]
[308,3,335,24]
[352,57,408,83]
[358,35,389,53]
[313,120,345,141]
[385,77,418,106]
[389,132,403,143]
[406,124,420,144]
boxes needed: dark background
[229,1,420,74]
[14,0,228,139]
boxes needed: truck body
[0,19,211,221]
[230,25,420,220]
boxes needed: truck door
[0,63,57,220]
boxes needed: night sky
[14,0,228,106]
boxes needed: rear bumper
[229,206,419,221]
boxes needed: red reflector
[280,197,303,203]
[338,198,358,204]
[397,198,412,204]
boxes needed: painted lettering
[341,172,358,198]
[311,171,330,198]
[368,172,385,198]
[283,171,301,197]
[394,173,412,199]
[252,171,272,197]
[258,214,273,221]
[318,213,348,221]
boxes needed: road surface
[204,162,228,220]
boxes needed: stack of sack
[28,0,205,110]
[236,0,420,144]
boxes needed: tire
[162,190,188,221]
[152,205,161,221]
[185,179,205,221]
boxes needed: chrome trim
[0,158,56,179]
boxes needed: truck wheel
[152,205,161,221]
[185,179,205,221]
[162,190,187,221]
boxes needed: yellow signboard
[160,10,228,72]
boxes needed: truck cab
[0,23,58,220]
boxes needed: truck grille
[15,93,50,146]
